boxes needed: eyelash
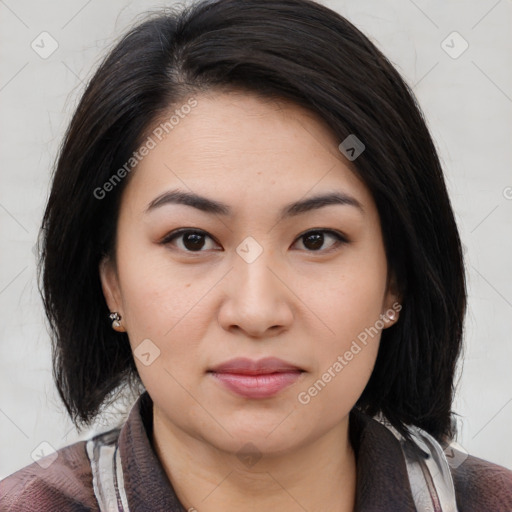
[160,228,349,255]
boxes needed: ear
[99,256,123,315]
[381,271,402,328]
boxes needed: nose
[217,247,294,339]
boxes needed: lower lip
[210,371,303,399]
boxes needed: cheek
[299,250,387,400]
[122,273,211,354]
[297,272,385,416]
[309,253,388,342]
[115,230,204,333]
[112,253,204,385]
[120,266,211,395]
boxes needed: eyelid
[160,228,349,253]
[159,228,221,248]
[295,228,349,244]
[293,229,349,253]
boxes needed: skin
[100,90,400,512]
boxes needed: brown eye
[161,229,219,252]
[161,228,348,255]
[294,230,347,252]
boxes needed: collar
[112,391,419,511]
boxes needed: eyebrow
[144,188,364,221]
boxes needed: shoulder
[451,452,512,512]
[0,440,97,512]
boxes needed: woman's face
[100,90,400,457]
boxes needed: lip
[209,357,303,374]
[208,357,305,399]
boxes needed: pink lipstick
[208,357,304,399]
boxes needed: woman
[1,0,511,510]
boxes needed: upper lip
[209,357,304,375]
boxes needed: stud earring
[387,310,397,321]
[109,312,124,331]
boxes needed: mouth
[207,357,305,399]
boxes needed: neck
[151,409,357,512]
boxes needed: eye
[293,229,348,253]
[160,228,348,254]
[160,229,220,252]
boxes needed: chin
[197,420,299,454]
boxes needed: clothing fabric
[1,391,512,511]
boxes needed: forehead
[121,90,374,217]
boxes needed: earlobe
[382,300,401,328]
[382,273,403,327]
[99,257,126,332]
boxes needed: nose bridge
[218,234,293,336]
[234,234,280,300]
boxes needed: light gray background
[1,0,511,479]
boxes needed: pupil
[184,232,204,251]
[305,232,323,250]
